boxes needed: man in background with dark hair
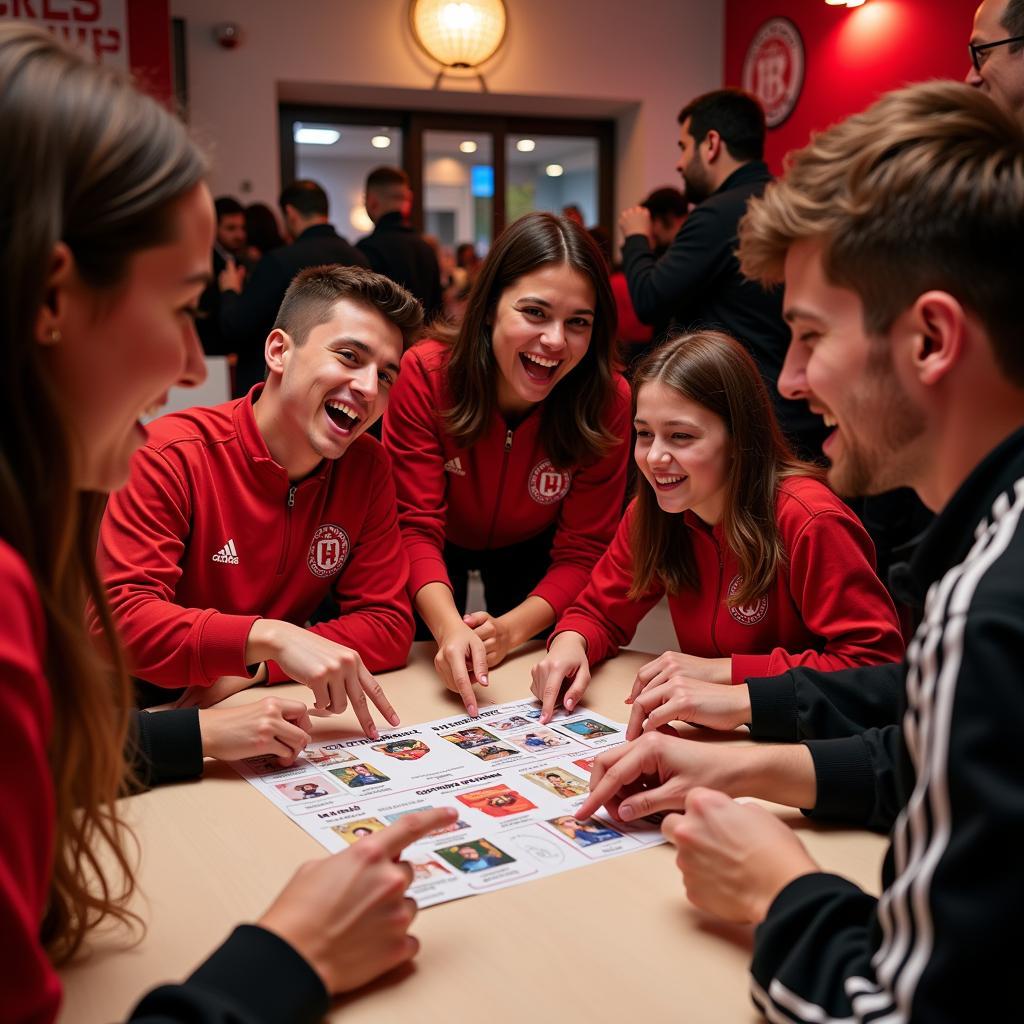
[195,195,248,355]
[967,0,1024,124]
[620,88,824,459]
[357,165,441,321]
[220,179,367,396]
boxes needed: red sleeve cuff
[731,653,772,685]
[406,548,452,598]
[196,612,261,684]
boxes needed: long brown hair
[628,331,823,606]
[439,212,619,469]
[0,25,205,962]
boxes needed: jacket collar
[897,425,1024,604]
[374,211,410,232]
[714,160,771,197]
[296,223,338,242]
[231,384,331,488]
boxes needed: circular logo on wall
[528,459,572,505]
[727,574,769,626]
[307,524,350,578]
[742,17,804,129]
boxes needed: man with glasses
[967,0,1024,123]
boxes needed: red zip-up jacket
[97,388,413,689]
[381,339,632,617]
[555,478,904,681]
[0,541,329,1023]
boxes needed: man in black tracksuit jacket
[586,82,1024,1023]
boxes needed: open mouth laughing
[325,398,362,435]
[519,350,562,382]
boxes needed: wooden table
[59,643,885,1023]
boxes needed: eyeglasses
[969,35,1024,72]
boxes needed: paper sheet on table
[232,699,666,906]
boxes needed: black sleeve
[803,727,902,832]
[355,238,384,274]
[749,601,1024,1023]
[129,708,204,788]
[219,255,284,343]
[747,661,904,743]
[620,205,726,324]
[128,924,328,1023]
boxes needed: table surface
[58,643,885,1024]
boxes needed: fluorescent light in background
[294,126,340,145]
[371,134,392,149]
[516,138,536,152]
[545,163,564,177]
[459,140,478,153]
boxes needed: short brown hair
[366,165,410,195]
[274,264,423,350]
[738,81,1024,385]
[628,331,821,605]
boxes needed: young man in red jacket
[97,266,422,738]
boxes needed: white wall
[171,0,723,232]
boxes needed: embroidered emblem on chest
[727,574,769,626]
[528,459,571,505]
[308,524,350,578]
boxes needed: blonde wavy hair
[738,81,1024,384]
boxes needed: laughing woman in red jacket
[531,331,905,721]
[383,213,631,714]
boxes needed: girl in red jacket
[531,330,904,721]
[0,25,450,1024]
[383,212,631,715]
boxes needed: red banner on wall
[0,0,128,67]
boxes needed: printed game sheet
[233,700,665,907]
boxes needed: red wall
[127,0,171,103]
[725,0,980,172]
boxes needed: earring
[48,328,61,343]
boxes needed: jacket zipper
[484,429,514,549]
[276,484,297,575]
[709,534,725,656]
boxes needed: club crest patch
[307,524,350,578]
[727,574,768,626]
[528,459,571,505]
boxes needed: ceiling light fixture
[409,0,508,91]
[294,126,340,145]
[459,140,478,154]
[371,134,392,149]
[545,163,564,178]
[516,138,536,153]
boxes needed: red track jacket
[0,542,60,1023]
[381,339,632,617]
[97,388,413,689]
[555,477,905,680]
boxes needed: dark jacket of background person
[622,161,826,458]
[220,224,367,397]
[357,211,442,322]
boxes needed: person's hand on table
[628,651,733,698]
[625,677,751,739]
[619,205,653,242]
[463,610,514,667]
[530,631,590,723]
[662,788,819,923]
[576,731,745,823]
[259,808,457,994]
[433,618,489,717]
[197,697,313,765]
[245,619,399,739]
